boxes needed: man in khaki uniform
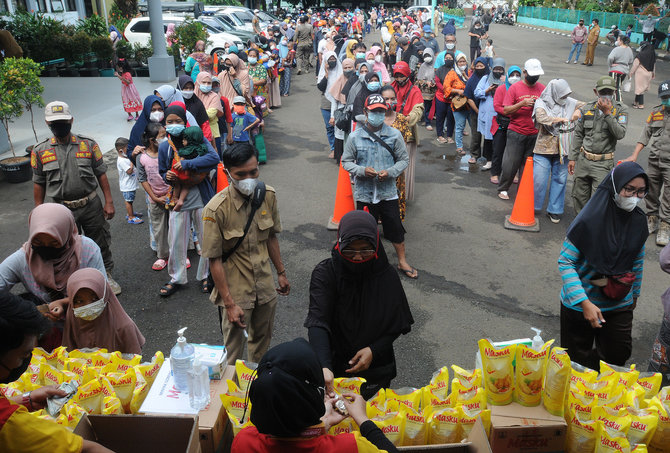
[583,18,600,66]
[32,101,121,294]
[569,76,628,213]
[295,15,314,75]
[625,80,670,245]
[202,143,290,365]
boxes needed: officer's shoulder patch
[30,151,37,169]
[93,144,102,161]
[50,137,57,145]
[70,135,78,144]
[584,110,595,116]
[618,114,627,124]
[40,149,57,164]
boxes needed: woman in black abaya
[305,211,414,399]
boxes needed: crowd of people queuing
[2,5,670,451]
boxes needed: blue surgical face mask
[248,57,258,65]
[356,52,366,59]
[166,124,185,136]
[366,81,381,92]
[367,111,386,127]
[662,98,670,107]
[199,84,212,93]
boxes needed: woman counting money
[305,211,414,399]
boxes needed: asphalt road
[1,23,669,389]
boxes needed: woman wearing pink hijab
[63,268,145,355]
[366,46,390,83]
[0,203,104,307]
[194,71,224,148]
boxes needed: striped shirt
[0,236,105,303]
[558,238,643,312]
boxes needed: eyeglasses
[622,185,648,198]
[340,248,376,259]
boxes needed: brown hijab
[63,268,145,355]
[329,57,355,104]
[22,203,82,293]
[194,71,223,113]
[218,53,250,101]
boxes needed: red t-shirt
[232,426,359,453]
[503,80,546,136]
[220,96,233,123]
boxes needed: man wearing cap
[566,19,587,64]
[606,25,621,46]
[342,94,417,279]
[497,58,546,200]
[569,76,628,213]
[295,15,314,75]
[421,24,440,55]
[32,101,121,294]
[624,80,670,245]
[583,18,600,66]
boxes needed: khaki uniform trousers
[584,42,597,65]
[571,153,613,213]
[296,44,312,73]
[221,297,277,365]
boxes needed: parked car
[199,13,256,42]
[218,6,273,31]
[124,15,243,57]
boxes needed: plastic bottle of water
[170,327,194,391]
[188,356,210,410]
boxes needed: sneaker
[547,212,561,224]
[107,273,122,295]
[565,60,570,64]
[648,215,659,234]
[127,216,143,224]
[573,61,578,64]
[498,191,510,200]
[657,221,670,246]
[482,161,492,171]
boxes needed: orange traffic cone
[504,156,540,232]
[327,162,355,230]
[216,163,228,193]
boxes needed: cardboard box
[139,363,236,453]
[489,403,567,453]
[74,414,200,453]
[193,344,228,380]
[384,418,491,453]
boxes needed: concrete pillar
[147,0,175,82]
[75,0,86,19]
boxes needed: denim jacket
[342,124,409,203]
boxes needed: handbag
[622,77,632,93]
[334,105,352,132]
[592,272,636,300]
[451,95,468,111]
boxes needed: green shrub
[174,18,209,56]
[132,42,152,66]
[91,36,114,64]
[76,13,108,37]
[204,0,243,5]
[115,39,133,60]
[3,12,65,62]
[62,32,91,65]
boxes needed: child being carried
[168,126,209,211]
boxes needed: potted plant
[91,36,114,74]
[0,57,38,183]
[60,31,91,76]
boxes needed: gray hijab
[417,47,435,81]
[155,85,184,106]
[533,79,578,136]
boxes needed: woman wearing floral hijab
[185,40,213,83]
[194,72,223,147]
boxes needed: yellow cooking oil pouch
[636,373,662,400]
[235,360,258,393]
[400,406,427,446]
[514,340,553,406]
[458,406,491,440]
[451,365,482,389]
[333,377,366,395]
[566,408,599,453]
[451,380,486,412]
[426,406,461,445]
[595,420,631,453]
[478,339,516,405]
[385,387,422,412]
[105,368,137,413]
[626,407,659,448]
[371,411,404,446]
[566,390,598,423]
[593,406,632,436]
[600,361,639,390]
[543,347,571,416]
[421,385,454,411]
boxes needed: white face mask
[181,90,194,99]
[612,174,643,212]
[424,56,433,63]
[156,137,168,145]
[374,55,382,63]
[458,64,467,72]
[446,42,456,50]
[72,285,107,321]
[149,111,164,123]
[228,171,259,196]
[508,75,521,84]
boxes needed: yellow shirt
[0,397,83,453]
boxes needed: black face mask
[32,244,67,261]
[395,77,408,86]
[1,354,31,384]
[492,71,504,79]
[328,60,337,69]
[443,60,455,70]
[343,69,355,78]
[525,75,540,85]
[49,122,72,138]
[475,68,487,77]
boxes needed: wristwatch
[21,392,33,410]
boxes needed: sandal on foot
[397,266,418,279]
[436,136,448,144]
[498,191,510,200]
[127,216,143,224]
[159,282,181,297]
[201,279,212,293]
[490,175,499,184]
[152,259,167,271]
[457,148,466,156]
[447,137,455,144]
[468,157,477,164]
[186,258,191,269]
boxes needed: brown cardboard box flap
[489,403,566,453]
[490,403,565,424]
[398,417,492,453]
[74,414,200,453]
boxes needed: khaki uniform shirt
[202,185,281,309]
[32,134,106,201]
[638,106,670,160]
[569,100,628,161]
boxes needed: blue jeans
[321,108,335,151]
[533,153,568,215]
[567,42,583,62]
[453,110,470,150]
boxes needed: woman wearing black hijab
[631,41,656,109]
[305,211,414,399]
[178,75,211,135]
[352,71,382,125]
[559,162,649,370]
[232,338,399,453]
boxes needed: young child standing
[137,123,171,270]
[168,127,210,212]
[115,137,143,224]
[231,96,261,144]
[483,38,495,67]
[114,58,142,122]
